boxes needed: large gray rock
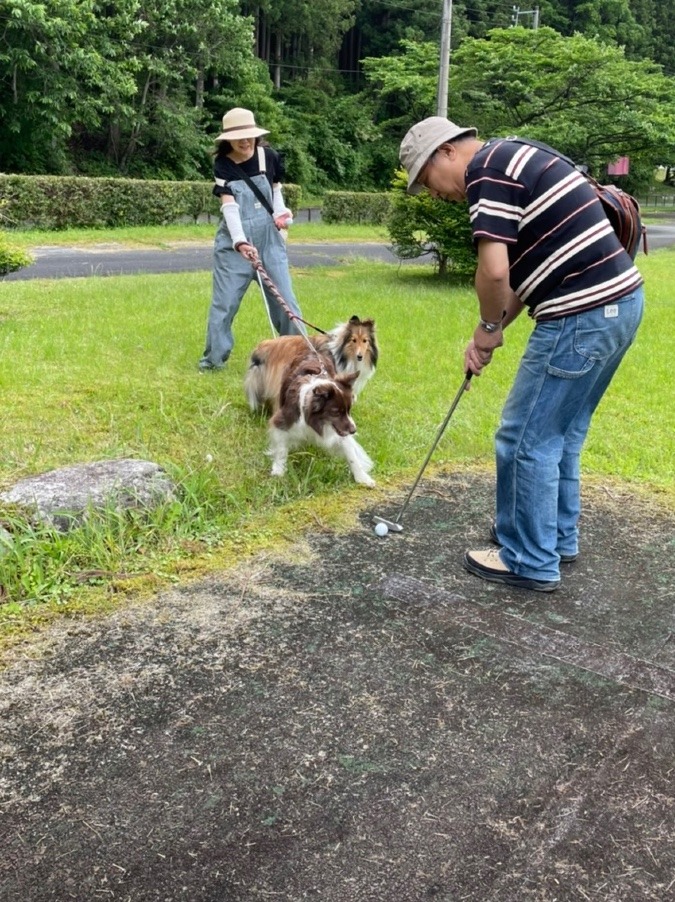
[0,459,176,532]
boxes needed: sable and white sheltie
[320,316,378,402]
[244,315,377,409]
[244,336,375,486]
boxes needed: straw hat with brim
[215,108,270,143]
[400,117,477,194]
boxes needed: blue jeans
[494,287,644,582]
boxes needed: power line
[371,0,515,14]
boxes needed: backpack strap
[504,136,578,170]
[503,136,647,258]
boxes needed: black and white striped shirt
[466,139,643,320]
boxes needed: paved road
[3,222,673,281]
[1,241,427,281]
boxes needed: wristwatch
[478,317,503,333]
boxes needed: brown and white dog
[244,316,377,409]
[244,339,375,486]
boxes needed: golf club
[373,371,473,533]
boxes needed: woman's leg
[199,231,252,369]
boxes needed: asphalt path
[3,222,674,281]
[1,241,426,281]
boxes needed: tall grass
[0,248,673,616]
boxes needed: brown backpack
[585,177,646,260]
[507,137,647,260]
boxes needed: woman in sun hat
[199,107,306,371]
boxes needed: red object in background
[607,156,630,176]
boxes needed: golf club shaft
[394,372,473,523]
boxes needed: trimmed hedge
[0,175,302,231]
[322,191,392,224]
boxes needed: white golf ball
[374,522,389,537]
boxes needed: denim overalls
[199,148,305,370]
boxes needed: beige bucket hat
[215,108,270,143]
[400,116,477,194]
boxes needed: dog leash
[255,269,278,338]
[250,259,328,336]
[247,257,332,375]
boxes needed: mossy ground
[2,473,674,901]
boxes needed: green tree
[103,0,254,178]
[0,0,256,178]
[0,0,142,173]
[388,169,475,277]
[362,39,438,124]
[450,27,675,188]
[509,0,675,71]
[242,0,358,87]
[564,0,648,54]
[362,28,675,192]
[275,81,382,190]
[348,0,472,64]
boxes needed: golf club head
[372,515,404,533]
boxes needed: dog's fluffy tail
[244,351,266,411]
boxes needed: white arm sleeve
[221,201,248,248]
[272,185,293,224]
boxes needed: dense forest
[1,0,674,192]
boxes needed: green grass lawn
[8,221,390,249]
[0,243,673,622]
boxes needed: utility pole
[511,5,540,28]
[437,0,452,118]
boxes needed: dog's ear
[309,384,336,417]
[298,362,323,377]
[360,318,375,331]
[312,383,334,401]
[337,372,358,389]
[349,315,361,325]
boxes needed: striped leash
[251,258,327,337]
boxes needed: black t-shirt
[213,146,285,198]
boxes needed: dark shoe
[489,522,577,563]
[463,549,560,593]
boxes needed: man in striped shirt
[400,117,644,592]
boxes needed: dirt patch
[1,472,674,901]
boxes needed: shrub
[282,184,302,211]
[388,169,476,276]
[0,231,32,275]
[322,191,392,224]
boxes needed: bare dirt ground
[1,471,674,902]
